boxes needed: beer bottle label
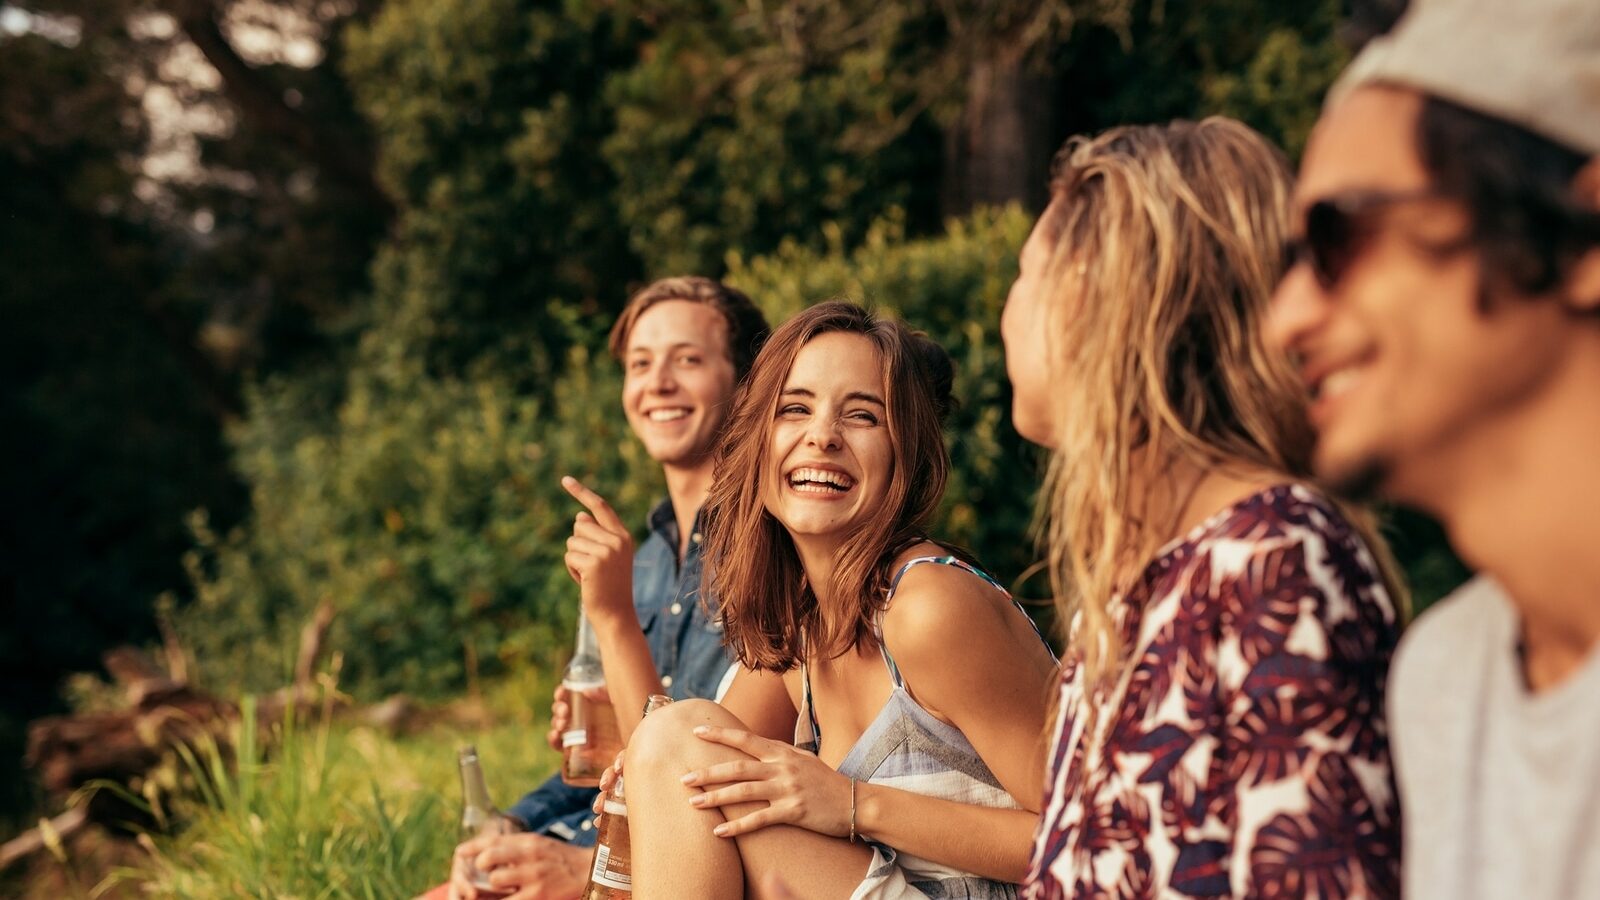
[562,729,588,748]
[589,843,632,889]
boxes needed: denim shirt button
[581,819,593,831]
[670,602,683,615]
[661,675,674,689]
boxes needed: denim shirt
[506,499,733,845]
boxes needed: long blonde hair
[1033,118,1400,693]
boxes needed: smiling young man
[1268,1,1600,896]
[440,277,769,900]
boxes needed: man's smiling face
[1269,86,1575,505]
[620,300,738,469]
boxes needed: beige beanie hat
[1329,0,1600,155]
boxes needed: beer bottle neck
[458,750,498,814]
[565,612,604,686]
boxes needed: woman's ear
[1565,156,1600,313]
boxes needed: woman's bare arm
[863,563,1058,880]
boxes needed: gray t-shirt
[1390,576,1600,899]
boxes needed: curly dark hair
[1415,97,1600,302]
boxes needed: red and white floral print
[1024,485,1401,899]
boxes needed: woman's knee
[626,698,735,774]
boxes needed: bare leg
[625,699,875,900]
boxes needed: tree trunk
[940,45,1058,217]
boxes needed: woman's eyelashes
[775,403,880,426]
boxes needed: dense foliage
[177,206,1040,698]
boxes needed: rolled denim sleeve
[505,771,601,847]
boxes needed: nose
[804,416,843,452]
[1266,267,1331,358]
[645,358,678,394]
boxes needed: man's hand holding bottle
[447,832,589,900]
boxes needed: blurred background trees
[0,0,1467,839]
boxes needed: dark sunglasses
[1282,189,1445,289]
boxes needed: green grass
[85,675,561,899]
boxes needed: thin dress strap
[796,556,1047,752]
[878,556,1012,687]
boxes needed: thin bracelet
[848,777,858,843]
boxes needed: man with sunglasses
[1269,0,1600,896]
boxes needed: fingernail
[689,794,704,806]
[713,824,729,836]
[692,725,709,736]
[679,773,695,785]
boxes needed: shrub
[178,207,1039,700]
[180,346,661,700]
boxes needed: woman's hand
[682,725,853,839]
[591,751,625,815]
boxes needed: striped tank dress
[796,555,1051,899]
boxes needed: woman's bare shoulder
[881,550,1017,662]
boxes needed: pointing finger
[561,476,628,534]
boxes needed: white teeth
[788,467,854,491]
[1319,368,1361,401]
[647,408,689,422]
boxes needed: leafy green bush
[180,346,662,700]
[178,207,1039,700]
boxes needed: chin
[1011,408,1055,449]
[645,441,707,467]
[1314,442,1390,503]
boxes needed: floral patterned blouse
[1022,484,1401,899]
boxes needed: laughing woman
[620,301,1058,899]
[1007,119,1405,898]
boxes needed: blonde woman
[1006,119,1404,897]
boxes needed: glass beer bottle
[582,695,673,900]
[561,613,621,786]
[457,745,520,898]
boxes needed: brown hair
[704,300,956,671]
[1030,118,1407,692]
[608,276,770,379]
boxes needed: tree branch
[0,808,88,872]
[167,0,393,218]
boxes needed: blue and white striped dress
[796,556,1050,899]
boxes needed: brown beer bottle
[561,613,622,787]
[582,694,674,899]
